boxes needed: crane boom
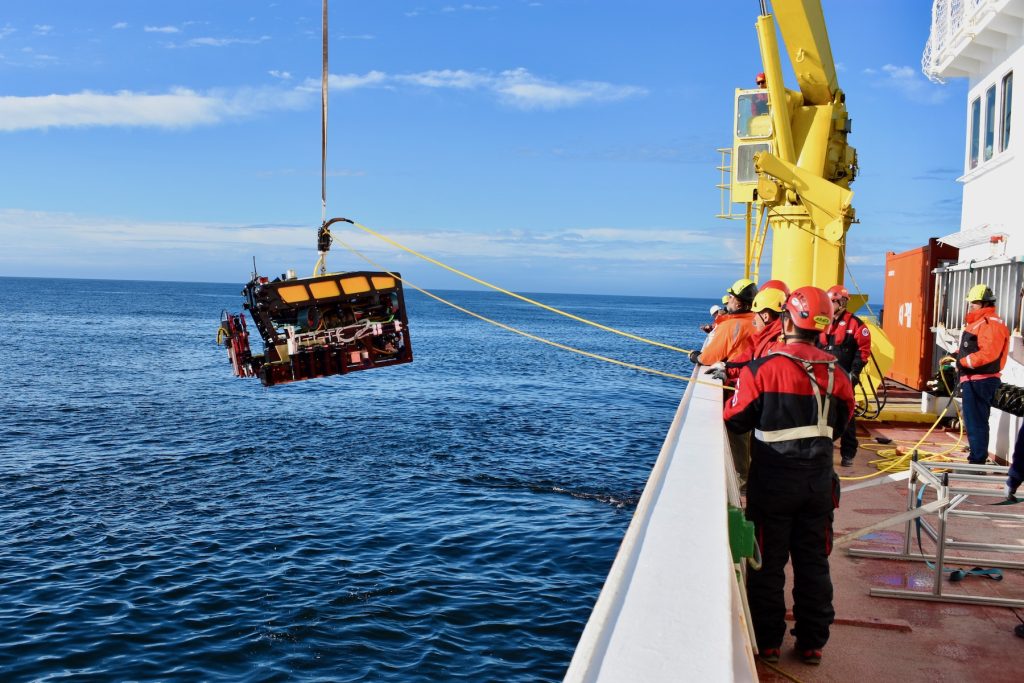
[772,0,839,106]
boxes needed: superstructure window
[984,85,996,161]
[969,97,981,169]
[1001,71,1013,152]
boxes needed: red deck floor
[753,421,1024,682]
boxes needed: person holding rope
[723,281,789,384]
[723,286,855,666]
[818,285,871,467]
[958,284,1009,467]
[693,278,759,483]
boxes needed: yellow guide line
[331,234,728,391]
[348,220,697,356]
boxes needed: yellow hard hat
[966,284,996,303]
[726,278,758,303]
[721,295,730,304]
[751,287,787,313]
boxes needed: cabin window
[969,97,981,169]
[735,91,773,139]
[1001,71,1013,152]
[735,142,771,183]
[984,85,996,161]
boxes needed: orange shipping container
[882,239,959,389]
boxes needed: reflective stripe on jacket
[724,342,855,467]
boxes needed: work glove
[700,324,713,333]
[704,362,727,382]
[851,359,865,384]
[688,350,701,365]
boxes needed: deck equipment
[217,1,413,386]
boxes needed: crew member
[724,286,855,666]
[958,284,1010,465]
[752,72,769,115]
[691,278,759,483]
[1000,421,1023,504]
[701,305,724,334]
[818,285,871,467]
[689,278,758,368]
[725,282,788,383]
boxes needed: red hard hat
[827,285,850,300]
[785,286,834,331]
[758,279,790,296]
[756,72,767,83]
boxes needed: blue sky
[0,1,964,300]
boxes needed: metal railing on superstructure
[922,0,1015,83]
[933,257,1024,334]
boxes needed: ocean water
[0,276,708,682]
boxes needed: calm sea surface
[0,276,708,682]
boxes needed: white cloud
[0,209,720,272]
[309,67,646,109]
[0,25,15,39]
[394,69,490,89]
[144,25,180,34]
[864,63,950,105]
[494,68,646,109]
[268,70,292,80]
[0,67,642,133]
[442,4,498,11]
[112,22,128,30]
[322,71,389,90]
[339,34,375,40]
[184,35,271,48]
[34,25,53,36]
[0,86,311,131]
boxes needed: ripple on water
[0,279,699,681]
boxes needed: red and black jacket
[725,317,783,383]
[818,310,871,375]
[724,342,855,468]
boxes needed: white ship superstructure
[924,0,1024,453]
[924,0,1022,261]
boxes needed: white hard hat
[709,304,723,315]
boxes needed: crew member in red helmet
[752,72,769,114]
[724,286,855,667]
[817,285,872,467]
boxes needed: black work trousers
[839,414,858,461]
[745,462,839,651]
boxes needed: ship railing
[563,369,757,682]
[933,257,1024,334]
[922,0,1012,83]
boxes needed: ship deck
[756,421,1024,682]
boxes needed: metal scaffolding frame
[846,458,1024,608]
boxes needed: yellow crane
[729,0,894,413]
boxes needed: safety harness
[754,351,837,444]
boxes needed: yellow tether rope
[838,372,966,481]
[331,233,730,390]
[346,220,698,356]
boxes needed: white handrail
[563,371,757,682]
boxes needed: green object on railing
[728,505,755,564]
